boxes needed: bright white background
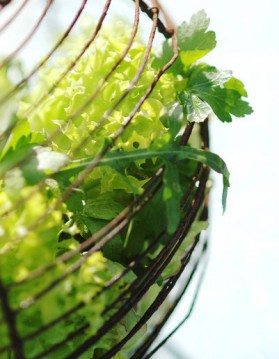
[0,1,278,358]
[159,1,279,358]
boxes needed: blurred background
[159,1,279,358]
[0,1,278,358]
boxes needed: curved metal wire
[0,0,54,71]
[0,0,12,11]
[0,0,88,105]
[0,0,30,33]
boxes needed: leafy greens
[0,10,252,359]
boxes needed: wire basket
[0,1,211,358]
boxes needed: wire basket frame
[0,1,210,358]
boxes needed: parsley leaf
[178,92,212,123]
[154,10,216,74]
[177,10,217,69]
[60,142,230,230]
[184,64,253,122]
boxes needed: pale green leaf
[178,92,212,123]
[177,10,216,69]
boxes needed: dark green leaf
[163,161,183,234]
[165,102,185,138]
[0,136,33,176]
[62,143,230,212]
[102,235,124,263]
[185,64,253,122]
[83,197,124,220]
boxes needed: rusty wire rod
[14,181,161,312]
[6,166,163,290]
[0,0,88,106]
[142,244,208,359]
[3,12,177,316]
[103,166,208,317]
[138,122,211,358]
[0,146,199,353]
[0,5,163,258]
[31,165,207,359]
[0,134,208,358]
[5,15,177,295]
[0,140,200,355]
[0,137,202,356]
[0,227,167,355]
[63,165,208,359]
[0,280,24,359]
[0,0,139,218]
[0,0,12,11]
[21,0,112,118]
[0,0,29,33]
[103,238,208,359]
[102,171,209,359]
[133,201,210,358]
[134,0,173,37]
[0,0,54,71]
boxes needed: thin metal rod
[133,203,210,358]
[22,0,112,118]
[0,0,113,255]
[143,247,208,359]
[0,0,137,216]
[7,167,163,290]
[6,4,174,308]
[134,0,174,37]
[0,280,24,359]
[103,166,208,318]
[60,6,160,199]
[0,1,212,357]
[0,1,159,259]
[0,0,88,106]
[64,166,207,359]
[0,0,29,33]
[0,0,12,11]
[1,147,203,354]
[0,0,54,71]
